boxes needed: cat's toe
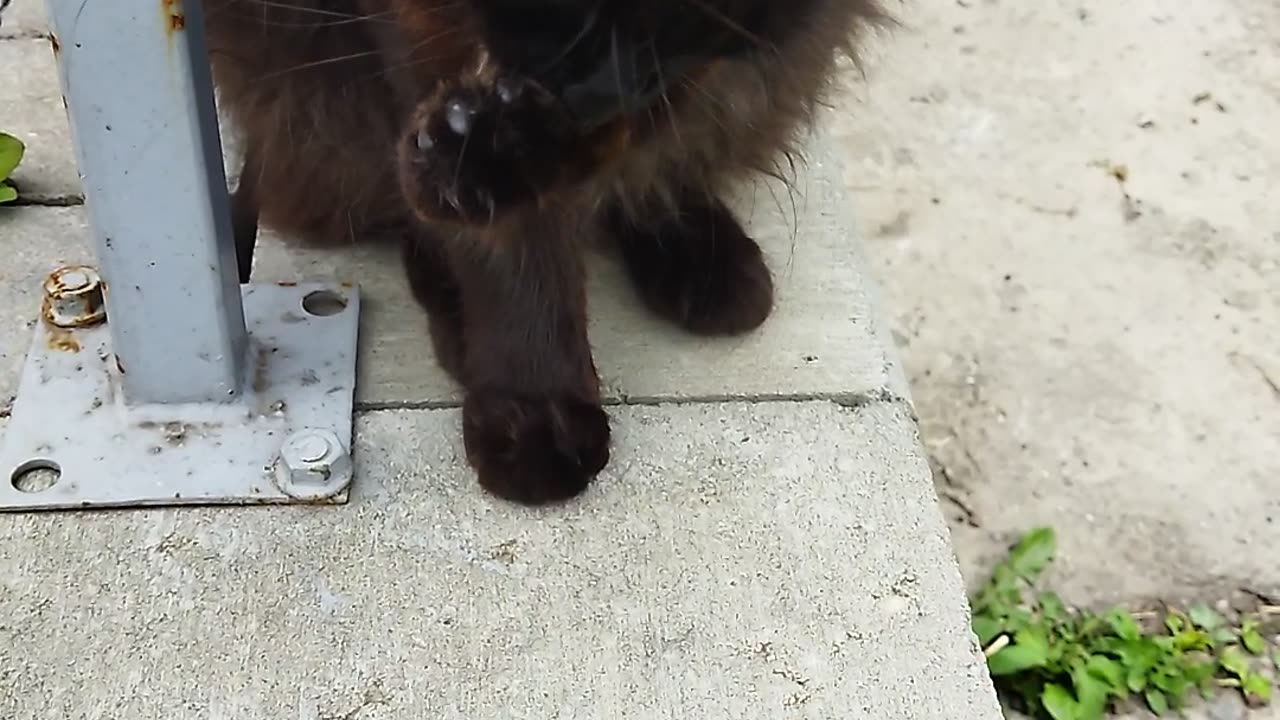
[462,390,611,505]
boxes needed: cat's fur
[203,0,885,504]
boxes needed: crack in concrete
[321,686,388,720]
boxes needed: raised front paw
[398,77,566,225]
[462,389,611,505]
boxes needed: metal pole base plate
[0,283,360,511]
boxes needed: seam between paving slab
[0,30,48,40]
[356,388,914,414]
[6,194,83,206]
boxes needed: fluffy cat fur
[203,0,886,504]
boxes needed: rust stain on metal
[162,0,186,36]
[162,422,188,446]
[42,265,106,329]
[47,329,81,353]
[253,346,271,393]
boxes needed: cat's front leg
[446,211,610,505]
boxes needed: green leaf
[1145,688,1169,716]
[1164,611,1186,635]
[1076,612,1103,639]
[1115,639,1159,691]
[1008,527,1057,581]
[1173,628,1212,652]
[1005,608,1035,633]
[1072,662,1111,717]
[1040,592,1068,622]
[972,615,1002,647]
[1182,655,1213,681]
[1085,655,1125,694]
[1241,620,1266,655]
[1272,649,1280,669]
[1105,610,1141,641]
[1184,659,1216,692]
[1243,672,1272,706]
[1211,627,1238,647]
[0,132,24,180]
[988,629,1050,676]
[1188,604,1223,631]
[0,181,16,204]
[1126,665,1147,693]
[1152,668,1190,700]
[1221,646,1251,679]
[1042,683,1080,720]
[975,564,1021,614]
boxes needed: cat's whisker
[261,49,381,79]
[242,0,382,21]
[368,29,463,81]
[646,44,685,153]
[215,0,396,28]
[609,27,627,122]
[677,0,767,49]
[533,1,603,76]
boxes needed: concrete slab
[0,0,46,37]
[0,400,999,719]
[0,188,907,409]
[0,38,78,202]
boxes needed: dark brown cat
[204,0,886,504]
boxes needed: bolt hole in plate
[11,459,61,493]
[301,289,348,317]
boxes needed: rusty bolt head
[42,264,106,328]
[272,428,352,500]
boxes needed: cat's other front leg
[447,212,610,505]
[231,144,261,283]
[606,194,775,336]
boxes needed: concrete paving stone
[0,400,1001,719]
[0,38,78,202]
[1,180,908,407]
[0,0,46,37]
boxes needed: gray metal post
[45,0,247,403]
[0,0,361,511]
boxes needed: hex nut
[42,265,107,328]
[273,428,352,500]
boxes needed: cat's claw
[399,75,567,225]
